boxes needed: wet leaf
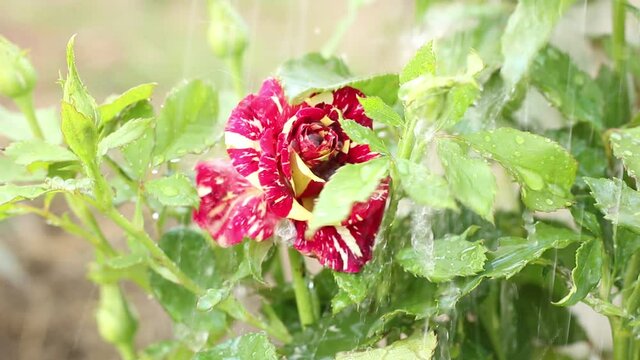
[97,118,153,157]
[397,228,487,282]
[145,174,199,207]
[531,46,604,130]
[99,83,156,124]
[501,0,576,85]
[584,177,640,233]
[336,332,437,360]
[309,156,389,231]
[194,332,277,360]
[60,102,98,166]
[152,80,218,165]
[340,120,388,154]
[332,272,367,314]
[555,238,603,306]
[244,240,273,283]
[63,36,99,122]
[4,139,77,165]
[483,222,587,279]
[463,128,577,211]
[358,96,404,128]
[277,53,399,104]
[400,41,436,84]
[437,138,496,222]
[597,65,631,128]
[395,158,457,210]
[609,127,640,180]
[0,183,48,206]
[0,156,46,184]
[197,286,232,312]
[149,229,228,333]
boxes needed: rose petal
[259,152,312,221]
[193,161,278,247]
[331,87,371,128]
[225,78,290,188]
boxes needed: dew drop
[515,136,525,145]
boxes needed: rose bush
[194,78,389,272]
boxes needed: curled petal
[332,87,371,128]
[346,144,379,164]
[225,78,289,188]
[259,152,312,221]
[193,161,278,247]
[293,181,389,273]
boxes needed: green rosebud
[207,0,248,59]
[95,284,138,347]
[0,35,36,99]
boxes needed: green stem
[13,94,44,140]
[101,205,204,295]
[321,1,360,57]
[16,204,116,257]
[612,318,631,360]
[626,274,640,314]
[287,247,316,328]
[612,0,627,74]
[227,54,245,98]
[115,343,136,360]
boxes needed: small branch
[13,94,45,140]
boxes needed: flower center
[294,121,341,168]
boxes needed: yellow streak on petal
[341,139,351,153]
[320,115,334,126]
[286,198,313,221]
[306,92,333,106]
[290,151,324,196]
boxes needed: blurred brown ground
[0,1,411,359]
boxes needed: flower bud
[95,284,137,347]
[0,36,36,99]
[207,0,249,59]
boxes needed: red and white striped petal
[259,152,312,221]
[193,161,278,247]
[293,181,389,273]
[225,78,290,188]
[331,87,371,128]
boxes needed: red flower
[194,78,389,272]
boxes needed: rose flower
[194,78,388,273]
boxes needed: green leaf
[0,156,46,183]
[196,286,232,312]
[122,126,155,180]
[610,127,640,180]
[60,101,98,166]
[597,65,631,128]
[63,36,99,122]
[358,96,404,128]
[554,238,603,306]
[332,272,367,313]
[463,128,577,211]
[400,52,482,130]
[4,139,77,165]
[584,177,640,233]
[99,83,156,124]
[244,241,273,283]
[145,174,199,207]
[483,223,586,279]
[501,0,576,85]
[194,332,277,360]
[277,53,399,104]
[531,46,604,130]
[308,157,389,231]
[340,120,387,154]
[400,41,436,84]
[97,118,153,157]
[395,158,457,210]
[152,80,218,165]
[336,332,437,360]
[0,105,62,144]
[149,229,231,333]
[437,138,496,222]
[397,228,487,282]
[0,183,48,206]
